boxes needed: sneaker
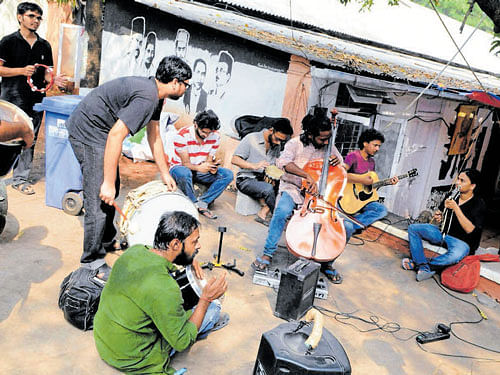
[416,269,435,282]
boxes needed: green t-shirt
[93,245,198,374]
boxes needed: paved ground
[1,155,500,375]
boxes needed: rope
[383,12,486,130]
[428,0,486,92]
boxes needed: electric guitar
[339,168,418,214]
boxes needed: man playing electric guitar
[342,128,398,242]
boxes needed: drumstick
[113,201,127,221]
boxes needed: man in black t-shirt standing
[0,2,67,195]
[402,169,486,281]
[66,55,191,281]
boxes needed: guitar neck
[373,173,409,189]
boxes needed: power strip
[416,331,450,344]
[416,323,451,344]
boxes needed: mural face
[100,0,289,135]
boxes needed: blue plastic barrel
[34,95,83,210]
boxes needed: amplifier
[274,259,320,321]
[253,268,328,300]
[253,321,351,375]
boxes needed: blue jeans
[343,202,387,242]
[69,137,119,266]
[170,165,233,209]
[263,192,296,258]
[12,111,43,186]
[408,223,469,270]
[170,301,221,356]
[236,176,276,211]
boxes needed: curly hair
[357,128,385,150]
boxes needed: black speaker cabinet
[274,259,320,321]
[253,321,351,375]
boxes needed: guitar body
[339,171,380,214]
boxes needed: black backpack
[234,115,290,140]
[58,267,105,331]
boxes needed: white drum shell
[125,191,199,247]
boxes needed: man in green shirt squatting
[93,211,228,374]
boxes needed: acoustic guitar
[339,168,418,214]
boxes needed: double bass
[285,109,348,262]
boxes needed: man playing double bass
[251,110,345,284]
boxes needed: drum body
[0,143,22,177]
[0,100,34,177]
[171,265,206,310]
[172,266,222,311]
[119,181,199,247]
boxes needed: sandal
[254,216,270,227]
[198,207,217,220]
[251,256,270,272]
[401,258,415,271]
[322,267,343,284]
[12,182,35,195]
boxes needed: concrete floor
[1,157,500,375]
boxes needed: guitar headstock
[408,168,418,178]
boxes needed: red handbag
[441,254,499,293]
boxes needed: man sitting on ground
[94,211,228,374]
[170,110,234,219]
[231,118,293,226]
[402,169,486,281]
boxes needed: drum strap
[119,181,170,236]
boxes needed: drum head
[126,192,199,246]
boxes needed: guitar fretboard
[373,173,410,189]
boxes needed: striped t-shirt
[170,125,220,167]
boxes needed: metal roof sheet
[214,0,500,75]
[136,0,500,93]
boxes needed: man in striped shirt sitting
[170,110,233,219]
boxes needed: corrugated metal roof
[135,0,500,94]
[214,0,500,75]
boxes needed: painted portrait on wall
[100,0,289,136]
[448,105,477,156]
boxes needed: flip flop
[198,207,217,220]
[211,312,230,332]
[401,258,415,271]
[12,182,35,195]
[322,268,343,284]
[251,256,270,272]
[254,216,270,226]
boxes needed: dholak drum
[119,180,199,247]
[264,165,284,191]
[0,100,34,177]
[171,266,222,310]
[172,265,205,310]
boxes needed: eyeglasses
[25,14,43,21]
[180,80,191,90]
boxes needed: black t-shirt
[67,76,164,147]
[439,193,486,252]
[0,30,53,113]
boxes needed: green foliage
[339,0,400,11]
[411,0,494,33]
